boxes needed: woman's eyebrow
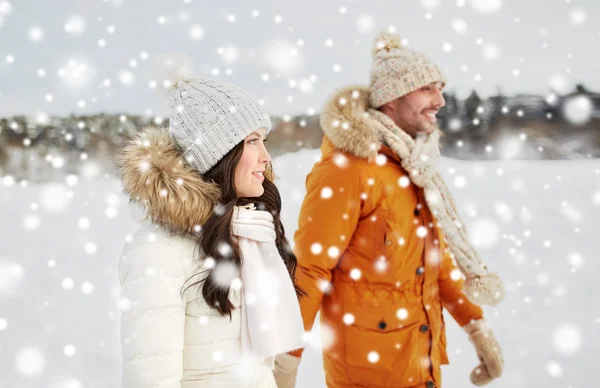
[247,131,265,138]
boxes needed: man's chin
[418,124,435,135]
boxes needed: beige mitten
[464,319,504,386]
[273,353,301,388]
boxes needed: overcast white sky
[0,0,599,118]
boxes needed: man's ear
[379,99,397,116]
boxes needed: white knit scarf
[368,109,505,306]
[232,206,305,363]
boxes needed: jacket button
[378,320,387,330]
[420,324,429,333]
[414,208,420,216]
[416,266,425,275]
[426,381,435,388]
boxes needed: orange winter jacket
[292,86,483,388]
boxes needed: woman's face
[234,128,271,197]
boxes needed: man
[274,31,504,388]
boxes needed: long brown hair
[182,140,304,317]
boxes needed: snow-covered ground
[1,148,599,388]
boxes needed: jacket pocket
[342,291,429,387]
[370,206,388,265]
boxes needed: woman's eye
[248,138,259,144]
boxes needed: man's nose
[434,88,446,108]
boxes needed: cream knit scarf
[368,109,505,306]
[232,206,305,362]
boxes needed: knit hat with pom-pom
[153,52,271,174]
[369,31,447,108]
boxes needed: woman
[117,70,305,388]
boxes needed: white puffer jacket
[117,127,278,388]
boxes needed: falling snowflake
[569,8,586,25]
[397,308,409,320]
[84,242,97,254]
[453,176,466,188]
[375,154,387,166]
[367,351,380,363]
[23,214,41,230]
[63,344,76,357]
[469,218,499,249]
[498,136,524,159]
[81,281,94,294]
[62,277,74,290]
[560,202,582,223]
[482,43,501,61]
[546,361,563,378]
[0,1,13,15]
[15,347,46,377]
[494,201,513,222]
[548,74,572,94]
[0,260,23,295]
[218,45,239,63]
[416,226,428,238]
[421,0,441,10]
[398,176,410,188]
[28,26,44,42]
[310,243,323,255]
[327,246,340,258]
[552,323,582,355]
[562,95,593,125]
[470,0,502,13]
[567,252,584,268]
[452,18,468,34]
[349,268,361,280]
[343,313,355,325]
[297,78,313,94]
[212,350,224,362]
[119,69,135,86]
[356,14,375,34]
[320,187,333,199]
[211,261,239,288]
[264,39,303,74]
[49,379,84,388]
[64,15,86,35]
[217,241,233,257]
[307,322,335,351]
[38,184,70,212]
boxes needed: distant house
[506,94,553,120]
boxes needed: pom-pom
[153,52,194,90]
[371,31,404,57]
[464,272,505,306]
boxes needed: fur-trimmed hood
[117,126,221,235]
[319,85,389,161]
[117,126,274,235]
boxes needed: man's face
[385,81,446,138]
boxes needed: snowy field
[1,148,599,388]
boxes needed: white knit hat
[369,31,447,108]
[154,53,272,174]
